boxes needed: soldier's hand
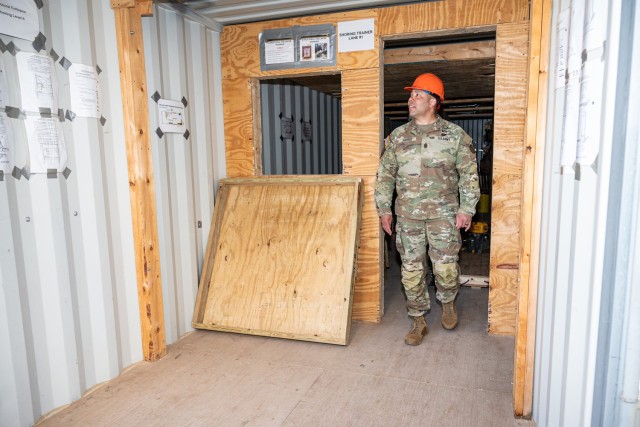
[380,214,393,235]
[456,212,472,232]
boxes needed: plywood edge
[219,175,364,186]
[344,178,366,341]
[191,323,348,345]
[192,184,229,325]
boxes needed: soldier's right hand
[380,214,393,235]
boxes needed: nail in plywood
[192,176,364,345]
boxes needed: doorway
[382,31,496,305]
[258,74,342,175]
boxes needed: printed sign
[0,0,40,41]
[338,19,374,53]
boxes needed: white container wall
[533,0,640,425]
[0,2,224,426]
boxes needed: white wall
[533,0,639,425]
[0,2,224,426]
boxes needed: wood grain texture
[378,0,529,36]
[112,3,166,361]
[487,269,518,335]
[384,40,495,65]
[221,1,532,328]
[220,10,379,80]
[515,0,552,417]
[342,69,382,176]
[352,176,382,321]
[223,78,255,177]
[193,177,363,345]
[489,22,529,335]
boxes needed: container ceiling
[176,0,438,25]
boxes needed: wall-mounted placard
[158,98,186,134]
[260,24,336,71]
[0,0,40,42]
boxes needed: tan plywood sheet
[193,176,363,345]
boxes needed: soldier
[375,73,480,346]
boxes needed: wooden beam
[384,40,495,65]
[111,1,166,361]
[515,0,553,418]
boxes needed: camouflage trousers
[395,216,461,317]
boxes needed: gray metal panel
[189,0,435,25]
[260,79,341,175]
[0,2,223,426]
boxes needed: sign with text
[337,19,374,53]
[0,0,39,41]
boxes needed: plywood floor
[39,243,532,427]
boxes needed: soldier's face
[408,90,434,121]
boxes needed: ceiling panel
[178,0,436,25]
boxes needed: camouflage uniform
[375,117,480,317]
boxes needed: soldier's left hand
[455,212,472,232]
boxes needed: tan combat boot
[441,301,458,330]
[404,315,428,346]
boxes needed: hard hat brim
[403,87,444,101]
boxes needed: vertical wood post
[111,0,166,361]
[514,0,552,417]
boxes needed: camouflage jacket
[375,117,480,220]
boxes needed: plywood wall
[220,0,530,322]
[490,22,530,334]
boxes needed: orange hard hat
[404,73,445,101]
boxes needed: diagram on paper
[25,116,67,173]
[16,52,58,113]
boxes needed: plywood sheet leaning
[192,176,364,345]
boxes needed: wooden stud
[111,1,166,361]
[514,0,553,418]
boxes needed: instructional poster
[16,51,58,113]
[157,99,185,134]
[0,112,13,173]
[0,0,40,41]
[264,39,295,65]
[25,116,67,173]
[69,63,101,118]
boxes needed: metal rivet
[25,217,31,222]
[74,211,78,216]
[129,31,135,35]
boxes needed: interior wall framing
[220,0,530,323]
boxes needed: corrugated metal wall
[0,2,224,426]
[260,79,342,175]
[449,118,492,150]
[533,0,639,425]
